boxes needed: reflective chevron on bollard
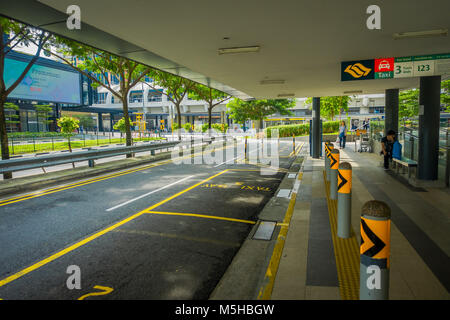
[325,143,334,182]
[360,200,391,300]
[324,141,331,179]
[337,162,352,238]
[329,148,340,200]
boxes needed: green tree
[143,70,196,139]
[74,114,95,131]
[399,89,419,118]
[183,122,192,132]
[304,96,350,120]
[35,104,53,131]
[188,84,230,129]
[40,36,152,155]
[0,17,51,178]
[113,117,127,133]
[227,98,294,128]
[4,102,20,127]
[57,116,79,153]
[441,79,450,112]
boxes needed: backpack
[392,141,402,160]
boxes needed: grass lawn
[9,136,164,155]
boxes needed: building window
[97,92,107,104]
[148,90,162,102]
[129,90,143,103]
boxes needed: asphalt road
[0,138,303,300]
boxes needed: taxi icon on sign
[378,60,391,70]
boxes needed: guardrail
[0,134,234,176]
[0,141,181,175]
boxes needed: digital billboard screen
[4,57,81,104]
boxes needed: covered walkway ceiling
[1,0,450,99]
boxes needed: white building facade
[92,81,230,131]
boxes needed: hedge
[265,120,342,138]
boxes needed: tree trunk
[122,98,133,157]
[68,136,72,152]
[176,104,182,140]
[208,106,212,129]
[0,98,12,179]
[68,136,75,168]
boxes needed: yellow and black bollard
[329,148,340,200]
[359,200,391,300]
[293,134,295,153]
[325,143,334,182]
[245,136,248,160]
[337,162,352,238]
[324,141,331,178]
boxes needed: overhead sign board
[341,60,374,81]
[374,58,394,79]
[342,53,450,81]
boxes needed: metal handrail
[0,134,233,174]
[0,141,180,174]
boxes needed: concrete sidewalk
[271,142,450,300]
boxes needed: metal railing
[5,131,164,156]
[0,141,180,175]
[0,134,233,175]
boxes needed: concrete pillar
[312,97,321,158]
[418,76,441,180]
[97,113,104,132]
[110,113,114,132]
[384,89,399,136]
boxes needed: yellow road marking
[258,192,297,300]
[0,161,172,206]
[77,285,113,300]
[145,210,256,225]
[0,169,229,289]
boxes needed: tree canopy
[188,84,230,129]
[399,89,419,118]
[0,17,52,178]
[304,96,350,120]
[226,98,294,126]
[39,35,152,150]
[144,70,196,137]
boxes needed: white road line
[213,156,240,167]
[106,175,194,211]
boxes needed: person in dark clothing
[381,130,396,170]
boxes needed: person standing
[338,121,347,149]
[381,129,396,170]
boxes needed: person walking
[381,129,396,170]
[338,121,347,149]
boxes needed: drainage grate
[277,189,291,198]
[252,221,277,240]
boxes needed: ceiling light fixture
[260,79,285,85]
[343,90,363,94]
[393,28,447,40]
[277,93,295,97]
[218,46,260,55]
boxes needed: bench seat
[392,157,417,178]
